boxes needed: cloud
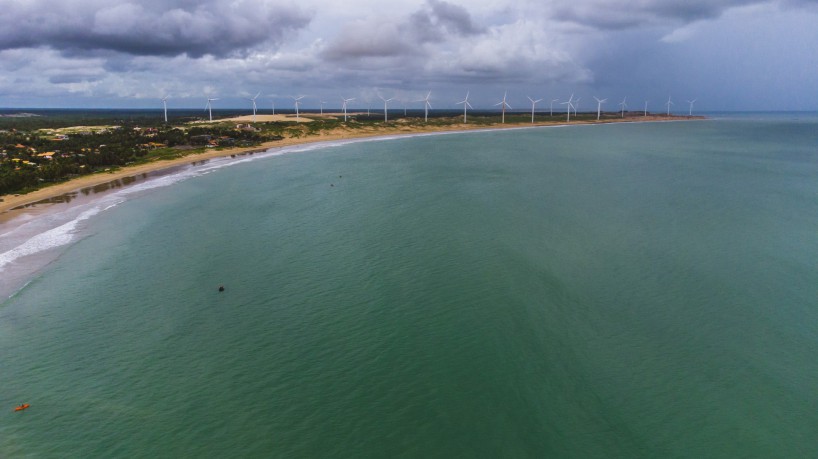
[427,20,591,85]
[415,0,486,36]
[321,21,417,60]
[0,0,313,57]
[544,0,769,29]
[322,0,485,61]
[0,0,816,110]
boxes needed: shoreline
[0,115,698,224]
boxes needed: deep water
[2,116,817,457]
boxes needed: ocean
[1,114,817,457]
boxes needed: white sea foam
[0,206,102,270]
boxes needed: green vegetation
[0,117,285,195]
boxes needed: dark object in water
[218,285,225,292]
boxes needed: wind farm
[143,87,705,129]
[1,87,703,209]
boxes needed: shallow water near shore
[2,115,818,457]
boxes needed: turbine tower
[320,100,327,115]
[618,97,627,118]
[378,94,394,122]
[527,96,543,124]
[248,92,260,123]
[456,91,472,123]
[417,91,432,122]
[686,98,697,116]
[271,99,276,115]
[560,94,575,122]
[161,96,169,123]
[574,97,581,117]
[292,96,304,121]
[495,91,512,124]
[593,97,607,121]
[666,96,674,116]
[341,97,355,122]
[205,97,219,122]
[644,100,648,117]
[550,98,559,116]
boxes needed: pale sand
[197,114,314,123]
[0,115,690,222]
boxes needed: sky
[0,0,816,111]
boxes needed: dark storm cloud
[322,0,485,60]
[549,0,769,30]
[0,0,313,57]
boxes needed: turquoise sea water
[2,115,817,457]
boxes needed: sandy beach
[0,115,687,224]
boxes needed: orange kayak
[14,404,30,412]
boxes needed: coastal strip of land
[0,115,698,222]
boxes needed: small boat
[14,403,30,412]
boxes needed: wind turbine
[574,97,581,117]
[495,91,511,123]
[248,92,260,123]
[271,99,276,115]
[378,94,394,122]
[205,97,218,122]
[593,97,607,121]
[644,101,648,117]
[320,100,327,115]
[341,97,355,122]
[161,96,169,123]
[618,97,627,118]
[550,98,559,116]
[456,91,472,123]
[560,94,575,122]
[666,96,674,116]
[527,96,543,124]
[686,98,697,116]
[292,96,304,121]
[417,91,432,122]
